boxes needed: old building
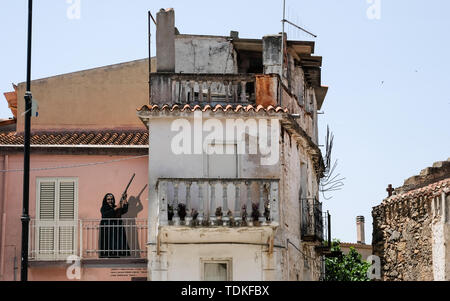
[372,159,450,281]
[0,7,330,281]
[136,8,329,281]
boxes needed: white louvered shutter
[38,181,56,257]
[39,182,55,220]
[59,181,75,220]
[58,181,76,255]
[36,179,77,260]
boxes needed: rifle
[120,173,136,208]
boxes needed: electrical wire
[0,155,148,173]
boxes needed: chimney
[262,35,282,75]
[156,8,175,72]
[356,216,365,244]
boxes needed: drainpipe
[0,155,9,278]
[286,238,289,281]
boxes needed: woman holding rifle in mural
[99,174,135,258]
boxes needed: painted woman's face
[106,195,114,207]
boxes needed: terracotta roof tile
[137,104,289,114]
[383,178,450,205]
[0,130,149,146]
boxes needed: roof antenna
[279,0,317,106]
[281,0,317,39]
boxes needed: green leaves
[324,240,371,281]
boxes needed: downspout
[1,155,9,277]
[286,239,290,281]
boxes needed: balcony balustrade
[151,73,257,105]
[157,178,280,227]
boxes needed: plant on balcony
[251,203,260,226]
[190,209,199,227]
[264,201,271,222]
[227,210,234,227]
[215,207,223,226]
[168,204,174,221]
[178,203,187,221]
[241,204,248,226]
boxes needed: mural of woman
[99,193,131,258]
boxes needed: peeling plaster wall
[165,244,262,281]
[147,115,281,280]
[175,36,237,74]
[279,127,322,281]
[146,112,322,281]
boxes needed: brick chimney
[356,216,365,244]
[156,8,175,72]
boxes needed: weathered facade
[0,7,330,281]
[137,8,329,281]
[372,159,450,281]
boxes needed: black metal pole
[327,211,331,249]
[148,11,151,104]
[21,0,33,282]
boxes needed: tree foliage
[324,240,371,281]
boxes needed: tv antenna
[281,0,317,39]
[279,0,317,104]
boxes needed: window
[201,259,232,281]
[205,142,239,178]
[35,178,78,260]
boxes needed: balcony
[157,178,280,228]
[29,219,148,262]
[301,198,327,242]
[150,73,280,106]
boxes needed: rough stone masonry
[372,159,450,281]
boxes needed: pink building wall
[0,153,148,281]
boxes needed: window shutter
[58,181,76,255]
[36,179,77,259]
[39,182,55,220]
[59,226,74,255]
[38,227,54,255]
[59,181,75,220]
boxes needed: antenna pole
[279,0,286,106]
[148,12,156,105]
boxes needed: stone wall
[372,196,434,280]
[372,159,450,281]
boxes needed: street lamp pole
[21,0,33,282]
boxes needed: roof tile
[0,130,149,146]
[137,104,289,114]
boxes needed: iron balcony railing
[29,219,148,261]
[301,198,326,242]
[157,178,280,227]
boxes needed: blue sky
[0,0,449,244]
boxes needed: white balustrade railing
[157,178,279,227]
